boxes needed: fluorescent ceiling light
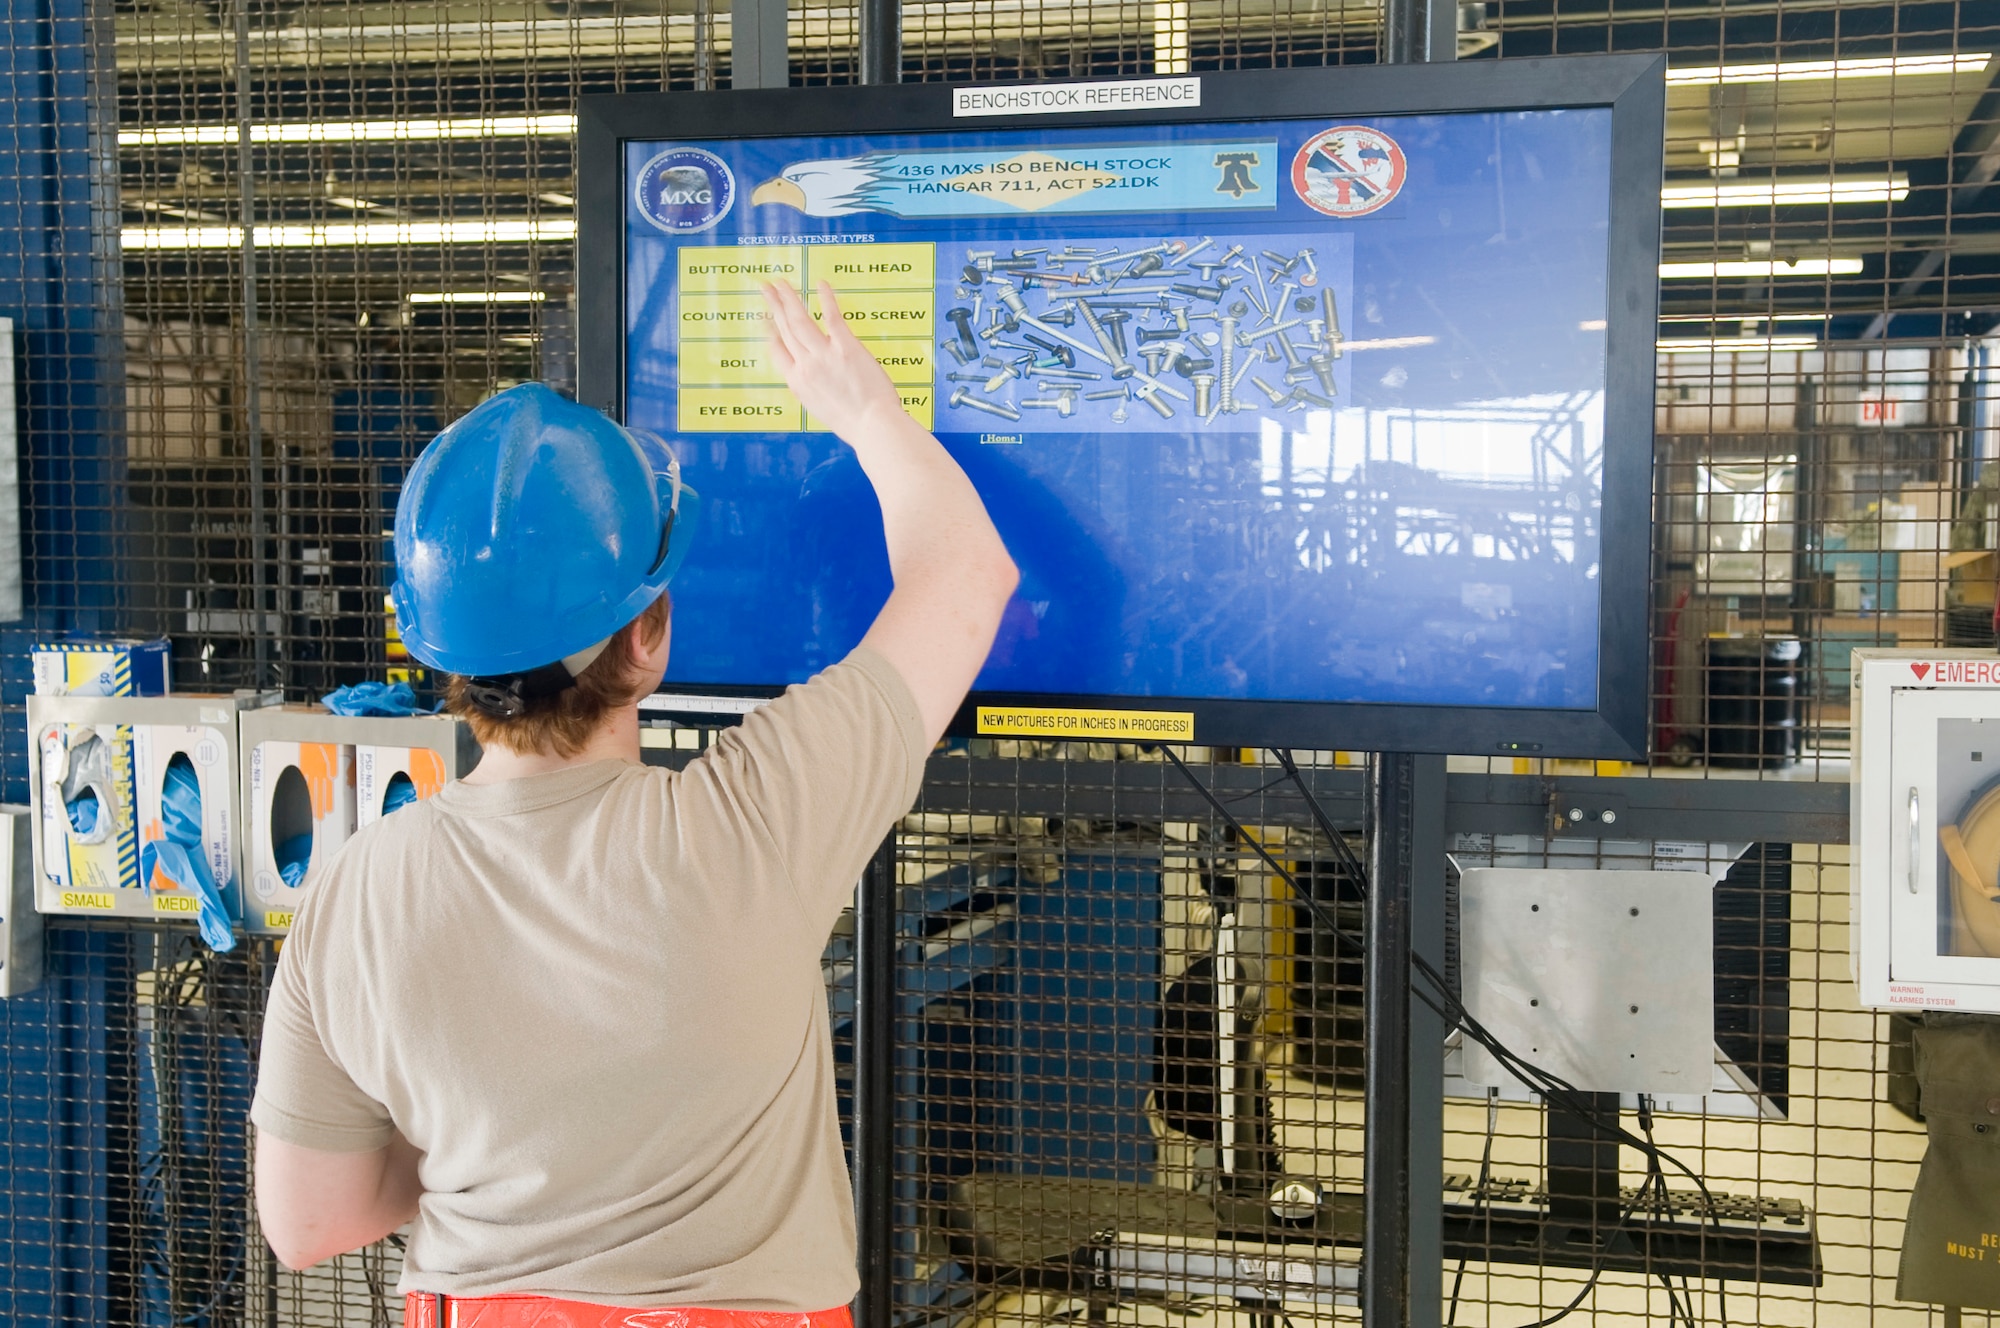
[407,290,547,304]
[325,195,385,212]
[119,112,577,148]
[1666,52,1991,85]
[1659,258,1864,279]
[122,218,577,249]
[1661,177,1909,208]
[539,192,576,207]
[1658,336,1819,354]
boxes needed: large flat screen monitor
[578,57,1664,755]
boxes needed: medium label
[153,893,198,914]
[976,706,1194,742]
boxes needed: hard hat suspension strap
[459,660,580,718]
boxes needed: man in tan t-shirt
[250,280,1018,1321]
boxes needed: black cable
[1446,1087,1500,1327]
[1639,1097,1694,1328]
[1160,747,1732,1328]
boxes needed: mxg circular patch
[1292,126,1407,218]
[634,148,736,233]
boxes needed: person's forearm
[257,1129,424,1269]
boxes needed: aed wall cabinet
[1853,649,2000,1012]
[352,715,477,830]
[28,693,275,928]
[240,710,475,932]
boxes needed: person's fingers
[761,281,824,361]
[816,281,871,355]
[816,280,846,329]
[759,282,812,360]
[763,316,798,379]
[754,284,793,359]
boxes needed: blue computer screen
[624,108,1611,708]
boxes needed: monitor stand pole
[1546,1092,1625,1244]
[1365,753,1446,1328]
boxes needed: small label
[953,77,1201,118]
[152,893,198,914]
[61,891,115,911]
[977,705,1194,742]
[265,910,295,930]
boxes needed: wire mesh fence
[0,0,1993,1322]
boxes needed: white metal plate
[1460,867,1715,1095]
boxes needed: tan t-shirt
[250,648,928,1309]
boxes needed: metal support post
[852,833,897,1327]
[1365,752,1415,1328]
[729,0,790,88]
[234,0,270,685]
[857,0,898,85]
[1381,0,1456,65]
[1407,753,1447,1328]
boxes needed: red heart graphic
[1912,663,1931,680]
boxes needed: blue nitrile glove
[275,832,313,889]
[381,772,419,817]
[66,786,100,837]
[321,681,434,717]
[145,758,236,952]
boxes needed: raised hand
[759,279,907,443]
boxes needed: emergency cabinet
[1853,649,2000,1012]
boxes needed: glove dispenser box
[353,715,477,830]
[28,693,274,935]
[1853,649,2000,1013]
[241,707,357,935]
[239,711,475,933]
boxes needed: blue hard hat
[390,383,701,677]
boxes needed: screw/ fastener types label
[676,243,937,432]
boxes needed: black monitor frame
[578,56,1665,758]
